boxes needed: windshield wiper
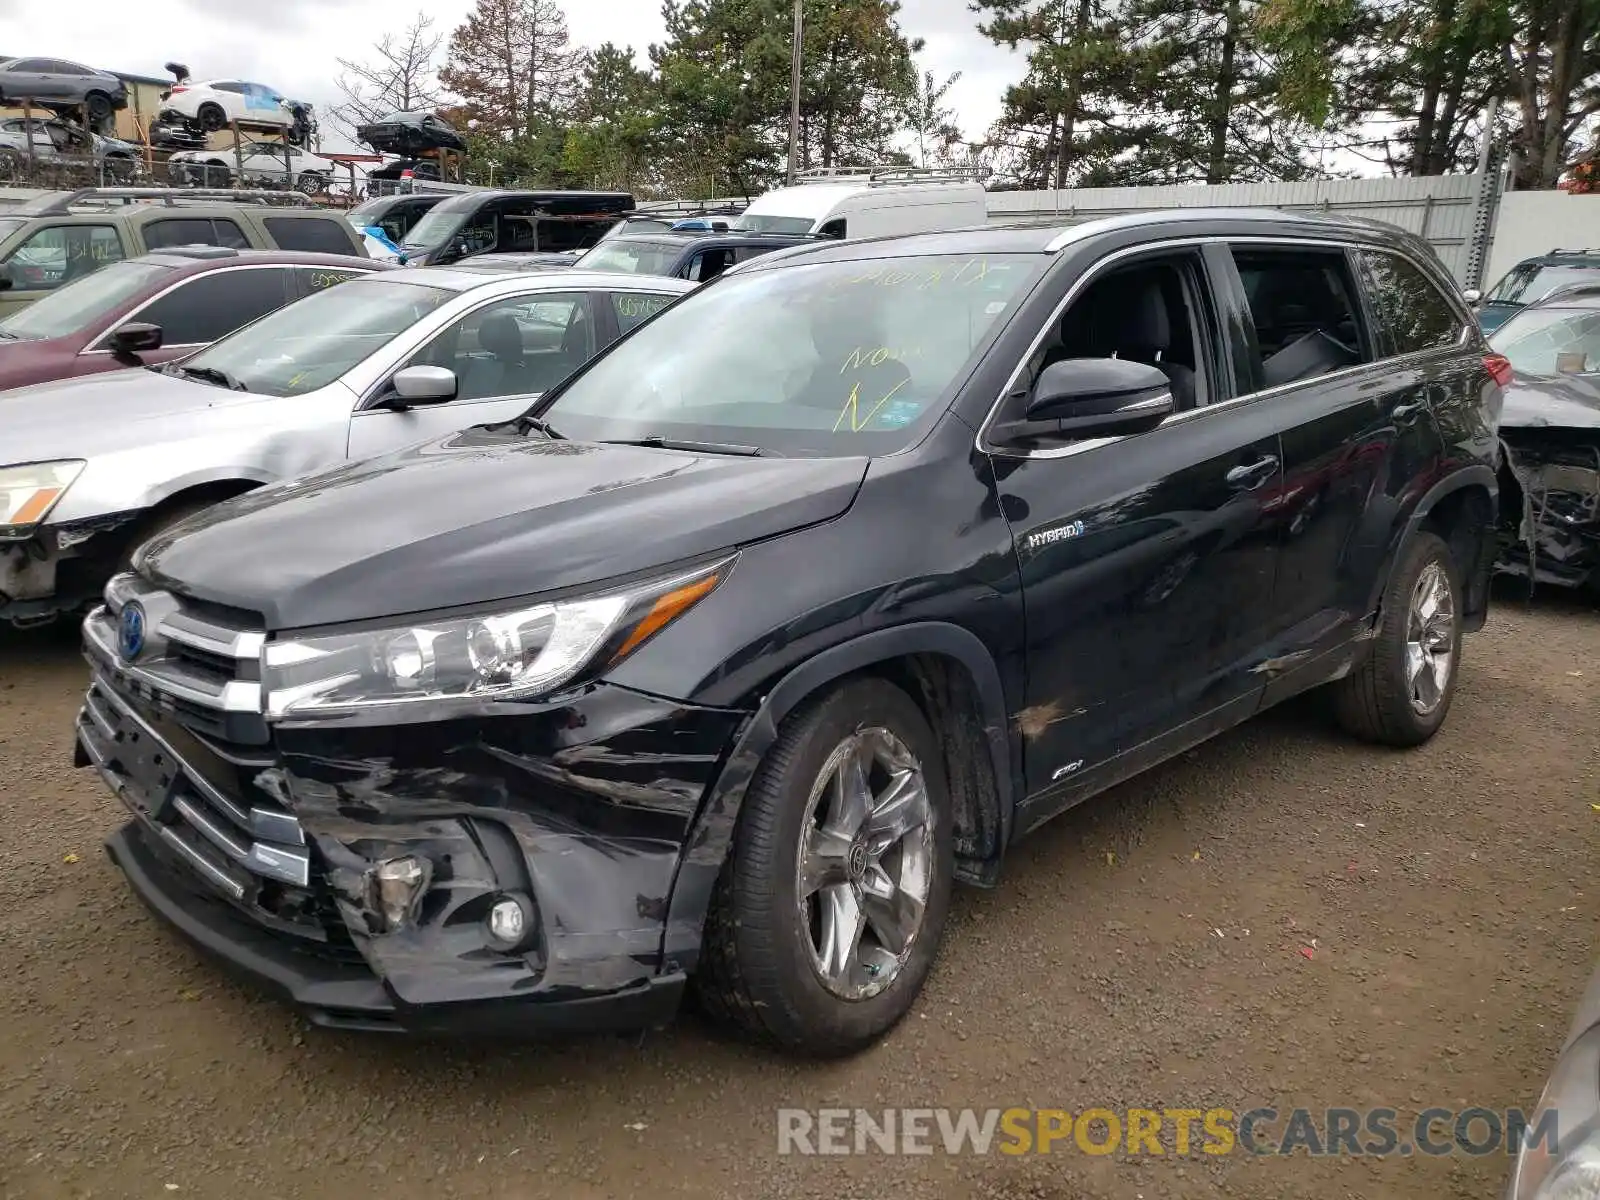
[603,435,771,457]
[0,330,17,340]
[176,364,247,391]
[509,413,566,439]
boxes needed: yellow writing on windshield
[839,345,922,373]
[833,376,909,433]
[837,257,993,291]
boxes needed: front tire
[84,91,113,124]
[1332,530,1462,746]
[696,678,953,1056]
[296,171,323,195]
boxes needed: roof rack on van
[794,164,988,187]
[19,187,316,216]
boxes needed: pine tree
[563,44,661,190]
[439,0,589,139]
[906,69,965,167]
[974,0,1138,189]
[1117,0,1320,183]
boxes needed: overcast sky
[2,0,1022,151]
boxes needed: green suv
[0,187,366,316]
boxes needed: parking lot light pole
[787,0,802,185]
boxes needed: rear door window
[1359,249,1463,355]
[143,217,249,251]
[265,216,357,255]
[129,267,291,346]
[1231,247,1373,389]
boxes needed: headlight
[263,558,731,718]
[0,461,84,538]
[1509,1023,1600,1199]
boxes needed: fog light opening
[371,855,429,932]
[486,892,536,951]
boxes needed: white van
[732,166,988,240]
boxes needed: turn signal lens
[1485,353,1514,388]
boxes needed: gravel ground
[0,590,1595,1200]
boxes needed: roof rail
[18,187,316,216]
[1534,281,1600,304]
[794,164,988,187]
[1549,247,1600,256]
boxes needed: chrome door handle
[1226,455,1279,490]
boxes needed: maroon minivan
[0,247,390,393]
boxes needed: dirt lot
[0,592,1595,1200]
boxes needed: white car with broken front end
[0,266,691,626]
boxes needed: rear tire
[1331,531,1462,746]
[84,91,113,124]
[296,171,323,195]
[197,103,226,132]
[695,677,953,1056]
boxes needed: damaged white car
[1491,284,1600,598]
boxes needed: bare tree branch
[330,11,444,140]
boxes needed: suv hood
[0,367,225,459]
[141,426,869,629]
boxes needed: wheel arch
[140,470,271,514]
[1372,466,1498,631]
[661,622,1020,976]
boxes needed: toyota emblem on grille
[119,602,146,660]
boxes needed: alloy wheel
[795,727,934,1001]
[1405,560,1455,714]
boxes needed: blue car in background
[1476,248,1600,332]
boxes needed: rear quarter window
[1359,249,1463,355]
[264,216,361,256]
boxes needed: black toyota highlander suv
[75,209,1505,1056]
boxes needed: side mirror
[109,321,163,356]
[999,357,1175,442]
[386,365,457,407]
[1462,288,1482,305]
[0,263,13,292]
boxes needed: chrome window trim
[976,233,1476,462]
[79,262,298,353]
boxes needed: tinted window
[608,291,678,336]
[210,81,244,93]
[135,268,289,345]
[1232,247,1370,388]
[50,61,91,74]
[818,218,847,239]
[396,292,595,400]
[543,252,1046,456]
[2,224,123,290]
[8,60,51,72]
[143,217,248,251]
[265,216,356,255]
[1361,250,1460,354]
[685,248,732,282]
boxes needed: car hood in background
[1500,374,1600,431]
[140,426,870,629]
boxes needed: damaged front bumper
[1498,433,1600,592]
[75,603,750,1034]
[1,514,140,626]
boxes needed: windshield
[1485,264,1599,307]
[179,278,452,396]
[401,206,466,251]
[578,239,682,275]
[731,214,816,235]
[540,252,1045,456]
[0,259,172,341]
[1490,306,1600,377]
